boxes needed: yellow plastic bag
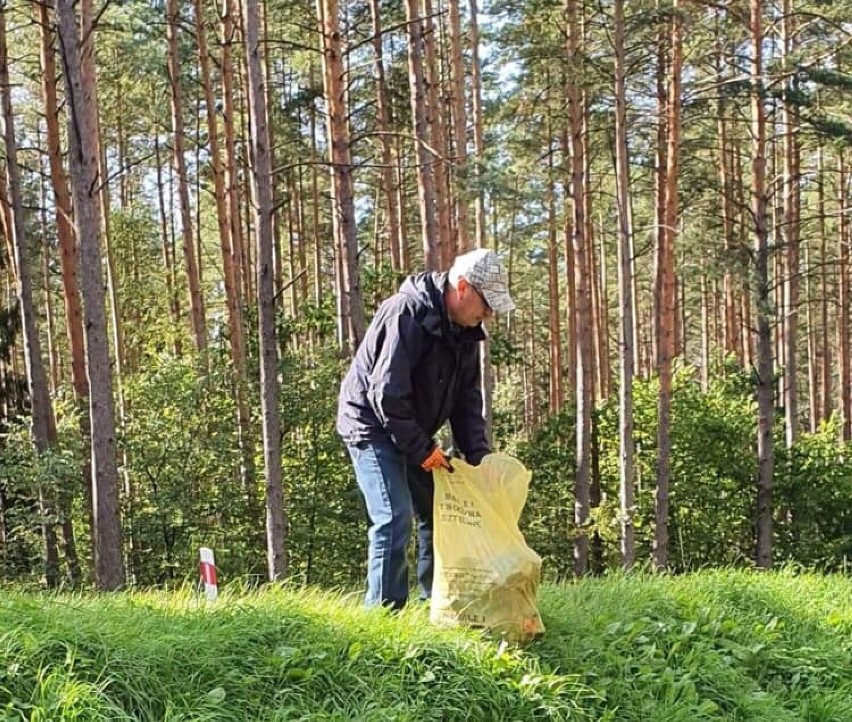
[431,453,544,643]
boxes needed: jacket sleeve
[366,312,435,465]
[449,342,490,465]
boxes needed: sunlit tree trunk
[37,0,87,586]
[243,0,287,580]
[804,241,817,433]
[395,131,412,271]
[296,167,310,306]
[613,0,635,569]
[715,13,740,365]
[838,154,851,441]
[735,146,754,368]
[561,123,577,405]
[781,0,799,448]
[546,156,562,413]
[448,0,470,254]
[421,0,452,268]
[369,0,401,272]
[750,0,775,568]
[153,133,182,355]
[771,135,784,402]
[221,0,248,325]
[468,0,486,250]
[1,8,61,587]
[285,168,299,315]
[817,146,832,425]
[466,0,493,439]
[37,182,57,396]
[167,0,206,354]
[237,36,256,305]
[652,0,667,367]
[317,0,366,354]
[404,0,438,270]
[57,0,126,590]
[195,0,254,490]
[583,108,602,403]
[654,0,681,571]
[80,0,124,431]
[308,66,326,306]
[566,0,590,577]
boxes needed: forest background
[0,0,851,591]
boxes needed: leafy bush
[775,416,852,569]
[507,363,852,575]
[122,355,262,584]
[279,346,365,588]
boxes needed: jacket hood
[398,272,486,342]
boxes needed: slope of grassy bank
[533,570,852,721]
[1,570,850,720]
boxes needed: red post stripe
[199,561,218,586]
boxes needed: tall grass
[0,585,589,720]
[534,569,852,720]
[1,570,850,720]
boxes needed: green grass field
[1,569,850,720]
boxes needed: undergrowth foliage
[2,345,851,587]
[507,364,852,576]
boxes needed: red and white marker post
[198,547,218,601]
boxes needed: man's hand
[421,446,453,473]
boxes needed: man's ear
[457,277,470,297]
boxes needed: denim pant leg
[347,440,412,609]
[407,464,435,600]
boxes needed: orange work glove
[421,446,453,473]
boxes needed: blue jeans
[346,439,434,609]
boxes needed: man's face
[455,278,494,327]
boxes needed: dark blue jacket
[337,271,490,466]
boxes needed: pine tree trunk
[368,0,402,272]
[154,134,183,355]
[243,0,287,581]
[80,0,125,429]
[167,0,207,354]
[804,242,818,433]
[318,0,366,353]
[583,109,602,402]
[781,1,799,447]
[838,154,851,441]
[195,0,254,491]
[468,0,486,250]
[308,65,324,306]
[57,0,126,589]
[37,0,87,586]
[421,0,452,268]
[652,0,668,368]
[817,146,832,425]
[613,0,635,569]
[1,8,61,587]
[566,0,591,578]
[654,1,681,571]
[404,0,439,269]
[447,0,470,254]
[561,134,577,405]
[597,213,611,399]
[546,167,562,413]
[750,0,775,568]
[37,167,59,394]
[221,0,249,327]
[715,15,740,364]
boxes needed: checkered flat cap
[449,248,516,314]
